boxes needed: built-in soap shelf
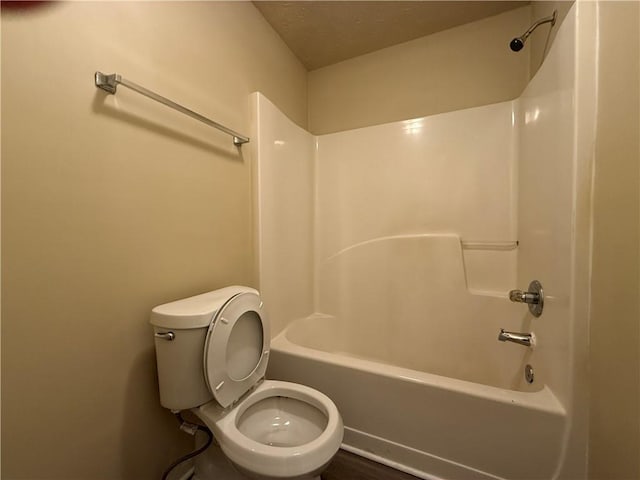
[461,239,518,298]
[467,288,513,299]
[317,233,519,304]
[461,240,518,251]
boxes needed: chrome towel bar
[94,71,249,146]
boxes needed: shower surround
[253,4,594,479]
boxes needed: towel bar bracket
[95,72,120,94]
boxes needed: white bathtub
[268,314,567,480]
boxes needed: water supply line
[161,412,213,480]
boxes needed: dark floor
[322,449,420,480]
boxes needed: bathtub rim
[271,315,566,418]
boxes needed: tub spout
[498,329,535,347]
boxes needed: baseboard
[342,427,504,480]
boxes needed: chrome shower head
[509,10,557,52]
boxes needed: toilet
[150,286,343,480]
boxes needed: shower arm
[510,10,557,52]
[520,10,557,43]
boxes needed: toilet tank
[150,286,254,411]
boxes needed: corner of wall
[587,1,640,478]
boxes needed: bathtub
[268,314,567,480]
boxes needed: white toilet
[150,286,343,480]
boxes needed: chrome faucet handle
[508,280,544,317]
[509,289,539,304]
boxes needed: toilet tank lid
[150,286,259,329]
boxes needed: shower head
[509,10,557,52]
[509,37,525,52]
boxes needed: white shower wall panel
[315,101,518,261]
[315,233,528,389]
[516,3,577,413]
[251,93,315,335]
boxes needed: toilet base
[193,438,324,480]
[230,457,329,480]
[193,438,244,480]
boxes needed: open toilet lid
[203,291,270,408]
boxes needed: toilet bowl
[150,286,343,480]
[197,380,342,479]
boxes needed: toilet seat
[203,291,270,408]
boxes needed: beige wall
[588,2,640,479]
[1,2,306,479]
[307,6,532,134]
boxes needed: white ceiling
[254,1,528,71]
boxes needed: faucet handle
[509,289,540,304]
[508,280,544,317]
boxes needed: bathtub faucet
[498,329,535,347]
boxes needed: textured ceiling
[254,1,528,70]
